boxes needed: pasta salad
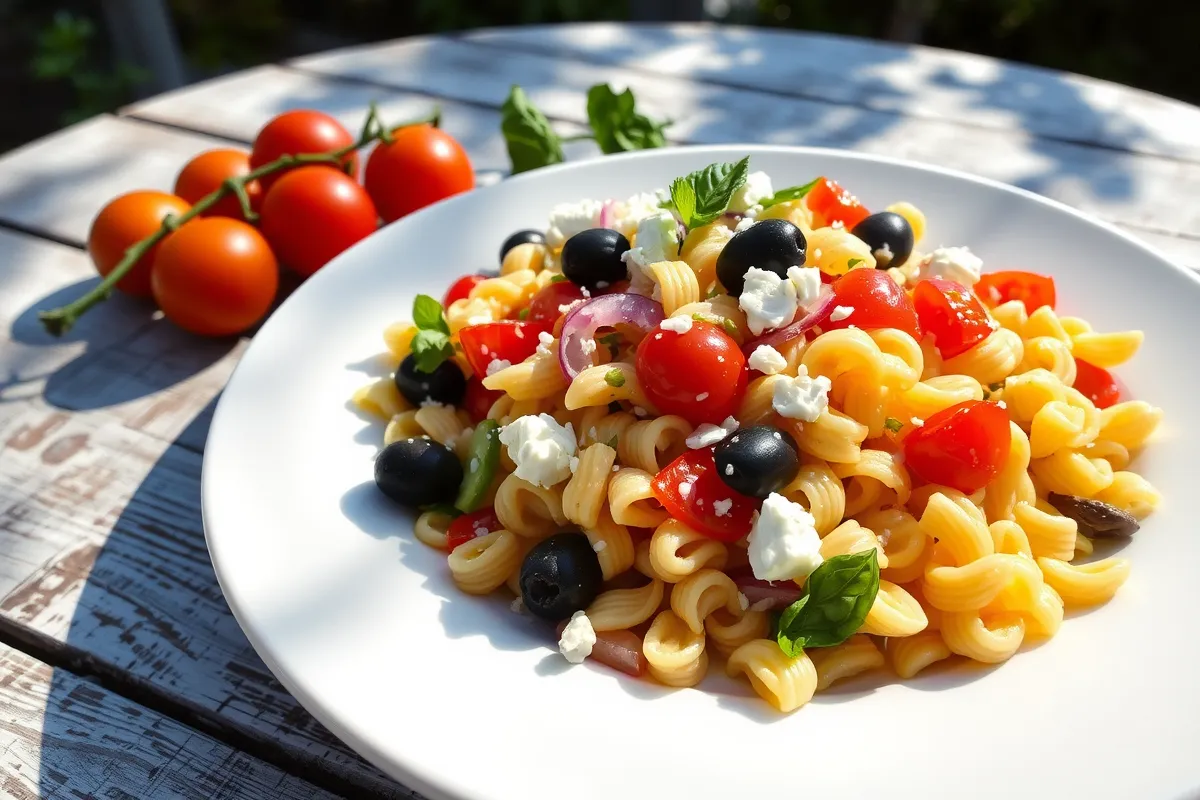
[353,157,1162,713]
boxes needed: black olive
[374,438,462,508]
[1047,493,1140,538]
[850,212,914,269]
[714,424,801,499]
[561,228,630,290]
[394,354,466,407]
[499,229,545,264]
[519,532,603,622]
[716,219,807,297]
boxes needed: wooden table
[0,22,1197,798]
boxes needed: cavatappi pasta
[356,161,1162,714]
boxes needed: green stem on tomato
[38,105,441,338]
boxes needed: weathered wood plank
[461,22,1200,163]
[0,642,343,800]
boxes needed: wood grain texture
[0,642,342,800]
[291,36,1200,238]
[461,22,1200,163]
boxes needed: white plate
[203,146,1200,800]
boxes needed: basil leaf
[776,549,880,654]
[410,329,455,374]
[413,294,450,334]
[759,177,821,210]
[668,157,750,230]
[586,84,671,155]
[669,177,696,228]
[501,85,563,174]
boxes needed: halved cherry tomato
[458,320,550,378]
[444,274,489,308]
[975,271,1056,313]
[1073,358,1121,409]
[446,508,502,552]
[652,448,758,541]
[636,320,747,426]
[821,268,920,339]
[527,280,587,324]
[806,177,870,229]
[903,400,1011,494]
[463,378,503,422]
[912,278,996,358]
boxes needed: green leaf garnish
[604,368,626,388]
[884,417,904,433]
[586,84,671,155]
[501,85,563,174]
[776,549,880,656]
[759,177,821,210]
[518,308,530,320]
[668,156,750,230]
[409,295,455,373]
[847,257,863,269]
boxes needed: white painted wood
[290,37,1200,237]
[0,643,342,800]
[461,22,1200,163]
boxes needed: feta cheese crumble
[685,416,739,449]
[580,337,597,356]
[729,170,774,214]
[536,331,555,357]
[558,611,596,664]
[787,266,823,309]
[747,493,824,582]
[738,592,750,612]
[772,367,832,422]
[916,246,983,287]
[830,305,854,322]
[748,344,787,375]
[734,216,757,233]
[486,358,512,377]
[593,540,607,553]
[660,315,693,334]
[498,414,577,488]
[621,211,679,299]
[713,498,734,517]
[696,392,709,402]
[739,267,798,335]
[547,199,603,248]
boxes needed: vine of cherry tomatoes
[86,109,474,337]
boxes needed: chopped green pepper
[454,420,501,513]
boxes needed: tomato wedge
[458,320,550,378]
[819,268,920,339]
[903,400,1011,494]
[444,274,490,308]
[912,278,996,358]
[806,177,870,229]
[1073,358,1121,409]
[975,271,1056,313]
[463,378,503,422]
[527,280,586,324]
[446,508,502,552]
[652,448,759,542]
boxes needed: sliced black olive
[714,424,801,499]
[519,532,603,622]
[850,212,914,269]
[716,218,807,297]
[374,438,462,507]
[499,229,545,263]
[1047,493,1140,538]
[394,354,466,407]
[561,228,630,290]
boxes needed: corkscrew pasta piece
[831,368,891,439]
[483,350,570,401]
[383,411,425,445]
[1003,368,1068,423]
[564,362,654,411]
[922,548,1043,613]
[1013,501,1077,561]
[500,242,547,276]
[858,507,928,585]
[583,506,635,581]
[413,509,453,550]
[643,260,700,317]
[726,639,818,713]
[352,377,410,420]
[919,492,993,564]
[680,223,732,291]
[643,610,708,688]
[807,635,885,691]
[1020,336,1077,386]
[448,530,523,595]
[1097,401,1163,450]
[562,443,617,530]
[608,467,669,528]
[939,611,1025,664]
[1031,449,1114,498]
[896,374,984,422]
[884,201,926,242]
[983,422,1036,523]
[757,198,815,231]
[1029,400,1091,458]
[780,459,845,536]
[859,580,927,637]
[737,375,787,425]
[788,409,868,464]
[1021,305,1072,344]
[942,327,1023,385]
[806,226,875,275]
[670,568,742,634]
[648,518,729,583]
[706,609,770,658]
[619,415,690,474]
[575,408,637,448]
[1071,330,1143,368]
[1094,471,1162,519]
[833,449,912,507]
[888,630,953,679]
[989,519,1033,558]
[819,519,889,569]
[413,404,468,447]
[587,579,665,632]
[1037,556,1131,607]
[493,473,567,539]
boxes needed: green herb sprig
[776,549,880,657]
[758,177,820,210]
[409,295,455,373]
[668,156,750,231]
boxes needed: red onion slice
[742,287,836,354]
[558,293,665,379]
[598,200,616,229]
[729,567,802,610]
[553,622,647,677]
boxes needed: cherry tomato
[806,177,870,229]
[528,280,587,324]
[821,268,920,339]
[458,320,550,378]
[444,274,489,308]
[259,166,378,277]
[463,378,503,422]
[913,278,996,358]
[87,191,191,297]
[364,124,475,223]
[975,271,1056,313]
[173,149,262,221]
[903,400,1011,494]
[250,110,357,191]
[652,448,758,541]
[636,321,747,426]
[446,508,503,552]
[1073,358,1121,409]
[151,217,278,337]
